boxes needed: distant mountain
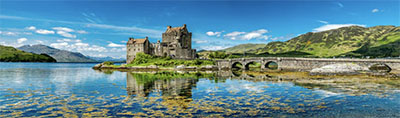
[222,44,267,54]
[88,56,126,62]
[18,44,96,62]
[0,45,56,62]
[222,25,400,58]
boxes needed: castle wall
[127,40,150,64]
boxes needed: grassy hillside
[223,44,267,53]
[0,45,56,62]
[221,25,400,58]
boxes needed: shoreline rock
[309,63,369,75]
[93,64,219,71]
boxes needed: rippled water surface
[0,62,399,117]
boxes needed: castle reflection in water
[126,72,199,98]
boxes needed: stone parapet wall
[216,57,400,71]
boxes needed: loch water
[0,62,399,117]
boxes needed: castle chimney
[183,24,186,28]
[145,36,148,40]
[167,26,171,29]
[129,37,134,40]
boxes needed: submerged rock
[92,63,103,69]
[369,64,392,73]
[201,65,217,69]
[310,63,369,75]
[176,65,186,69]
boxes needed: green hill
[223,25,400,58]
[223,44,267,54]
[0,45,56,62]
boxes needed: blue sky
[0,0,399,58]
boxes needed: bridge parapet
[216,57,400,71]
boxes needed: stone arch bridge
[215,57,400,71]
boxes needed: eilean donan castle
[126,24,196,64]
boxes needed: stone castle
[126,24,196,64]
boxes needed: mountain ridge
[221,25,400,58]
[0,45,56,62]
[18,44,96,62]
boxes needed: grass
[114,53,215,67]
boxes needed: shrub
[132,52,153,64]
[193,59,202,65]
[209,51,229,59]
[103,61,114,65]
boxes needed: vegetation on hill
[197,51,240,59]
[214,25,400,58]
[223,44,267,54]
[0,45,56,62]
[18,44,96,62]
[123,53,215,67]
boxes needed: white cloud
[50,42,69,48]
[0,15,162,38]
[0,31,33,36]
[85,23,163,38]
[75,42,89,47]
[76,30,88,34]
[194,40,208,44]
[57,38,81,43]
[372,8,379,13]
[35,40,44,44]
[224,31,245,37]
[36,29,55,34]
[270,34,295,41]
[110,47,126,52]
[3,31,17,36]
[206,31,222,37]
[199,45,230,50]
[52,27,74,32]
[318,20,329,24]
[313,24,366,32]
[242,29,269,40]
[223,29,269,40]
[50,42,107,53]
[17,38,28,43]
[107,42,125,48]
[56,31,76,38]
[26,26,36,30]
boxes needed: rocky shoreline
[93,62,399,77]
[309,63,397,76]
[92,63,219,71]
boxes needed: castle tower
[126,37,150,64]
[126,24,196,64]
[161,24,195,59]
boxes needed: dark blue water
[0,62,399,117]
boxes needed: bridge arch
[231,62,244,70]
[244,61,261,70]
[264,61,279,70]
